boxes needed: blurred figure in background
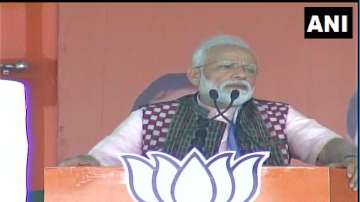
[347,91,358,146]
[131,73,197,111]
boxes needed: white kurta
[89,102,341,166]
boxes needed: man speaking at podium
[59,35,357,191]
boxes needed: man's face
[195,45,258,108]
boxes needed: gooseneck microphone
[209,89,240,123]
[191,89,240,155]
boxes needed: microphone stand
[209,89,239,123]
[209,89,242,157]
[191,89,240,155]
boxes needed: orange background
[0,3,358,192]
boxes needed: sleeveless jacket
[140,94,291,166]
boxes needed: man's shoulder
[252,98,289,108]
[251,98,290,118]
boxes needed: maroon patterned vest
[141,94,290,165]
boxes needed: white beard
[198,73,254,107]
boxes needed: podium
[44,167,357,202]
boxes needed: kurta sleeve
[285,106,342,164]
[88,109,143,166]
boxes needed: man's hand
[317,138,358,191]
[345,156,358,191]
[328,155,358,191]
[58,154,101,167]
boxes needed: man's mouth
[224,83,248,90]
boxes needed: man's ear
[187,68,201,86]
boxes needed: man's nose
[231,66,247,79]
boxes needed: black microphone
[209,89,219,100]
[191,89,239,154]
[209,89,240,123]
[230,89,240,101]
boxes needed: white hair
[192,35,250,68]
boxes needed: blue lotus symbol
[120,149,269,202]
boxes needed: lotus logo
[120,149,269,202]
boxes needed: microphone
[230,89,240,101]
[209,89,242,157]
[192,89,239,154]
[209,89,219,100]
[209,89,240,123]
